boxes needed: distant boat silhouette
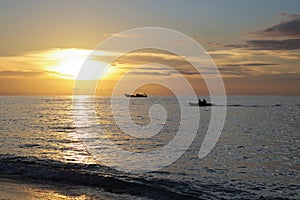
[124,93,147,98]
[189,99,213,107]
[189,102,213,107]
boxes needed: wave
[0,155,255,199]
[1,155,298,199]
[189,104,283,108]
[223,104,282,108]
[0,155,200,199]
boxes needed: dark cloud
[226,39,300,50]
[122,66,173,71]
[123,63,221,76]
[113,50,282,78]
[226,14,300,50]
[219,62,278,77]
[258,17,300,38]
[246,39,300,50]
[127,71,171,76]
[112,50,203,76]
[219,66,254,76]
[280,13,300,18]
[221,63,278,67]
[218,62,278,77]
[0,70,45,77]
[111,49,227,78]
[114,51,188,68]
[125,66,216,76]
[117,51,277,77]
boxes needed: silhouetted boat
[189,102,213,107]
[124,93,147,98]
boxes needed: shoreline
[0,177,141,200]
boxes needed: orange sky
[0,1,299,95]
[0,47,299,95]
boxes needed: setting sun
[44,48,117,80]
[45,48,91,79]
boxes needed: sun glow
[45,48,116,80]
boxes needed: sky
[0,0,299,95]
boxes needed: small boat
[124,93,147,98]
[189,102,213,107]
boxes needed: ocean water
[0,96,299,199]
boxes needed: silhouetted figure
[192,98,212,107]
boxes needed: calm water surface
[0,96,299,199]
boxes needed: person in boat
[198,99,202,105]
[198,98,207,106]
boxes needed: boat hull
[124,93,147,98]
[189,102,213,107]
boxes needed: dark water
[0,96,299,199]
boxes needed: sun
[45,48,116,80]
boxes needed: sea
[0,96,299,199]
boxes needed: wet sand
[0,177,140,200]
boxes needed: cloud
[103,33,141,38]
[127,71,171,76]
[218,66,254,77]
[280,13,300,19]
[225,14,300,51]
[0,69,66,78]
[217,62,281,77]
[0,70,45,77]
[257,16,300,38]
[247,39,300,50]
[112,49,287,78]
[226,39,300,50]
[221,62,278,67]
